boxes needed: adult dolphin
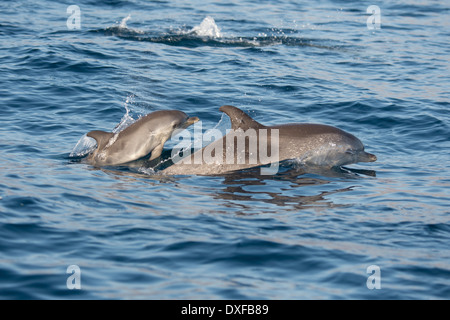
[87,110,199,166]
[162,105,376,175]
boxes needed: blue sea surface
[0,0,449,299]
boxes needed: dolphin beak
[358,152,377,162]
[185,116,200,126]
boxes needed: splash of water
[70,95,137,159]
[138,167,156,175]
[69,134,97,158]
[190,16,222,38]
[119,14,132,29]
[113,95,136,133]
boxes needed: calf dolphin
[87,110,199,166]
[162,105,376,175]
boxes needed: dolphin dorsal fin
[87,130,114,150]
[219,105,265,131]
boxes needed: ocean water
[0,0,449,300]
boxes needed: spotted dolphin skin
[162,105,376,175]
[86,110,199,166]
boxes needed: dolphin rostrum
[162,105,376,175]
[86,110,199,166]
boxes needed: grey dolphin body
[162,105,376,175]
[87,110,199,166]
